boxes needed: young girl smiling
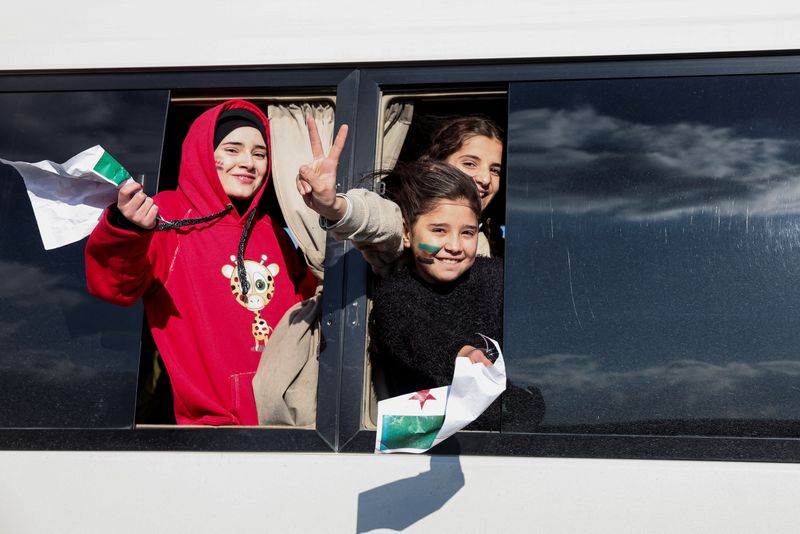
[367,161,503,408]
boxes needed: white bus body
[2,2,800,533]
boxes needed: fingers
[118,180,143,199]
[457,345,493,367]
[307,116,324,160]
[471,351,493,367]
[457,345,477,357]
[137,199,159,229]
[307,117,349,162]
[117,182,158,229]
[327,124,349,161]
[298,164,317,190]
[296,169,312,195]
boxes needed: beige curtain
[379,102,413,171]
[267,102,335,280]
[256,100,414,428]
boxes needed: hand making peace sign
[296,117,349,221]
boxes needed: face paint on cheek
[214,159,223,169]
[415,243,441,265]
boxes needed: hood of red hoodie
[176,100,271,222]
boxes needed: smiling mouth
[438,258,462,264]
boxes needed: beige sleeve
[252,287,322,427]
[326,189,405,275]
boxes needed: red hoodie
[86,100,310,425]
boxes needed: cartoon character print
[221,254,280,351]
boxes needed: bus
[2,1,800,532]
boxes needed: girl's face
[403,198,479,284]
[445,135,503,211]
[214,126,268,200]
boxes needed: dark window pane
[505,75,800,436]
[0,91,168,428]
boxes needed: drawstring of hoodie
[155,203,256,295]
[155,205,234,231]
[236,208,258,296]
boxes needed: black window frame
[3,53,800,462]
[335,54,800,463]
[0,67,355,453]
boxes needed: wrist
[319,194,353,230]
[324,195,348,221]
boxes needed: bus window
[364,90,508,428]
[0,90,168,428]
[504,73,800,437]
[135,94,336,427]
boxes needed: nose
[443,232,463,254]
[238,151,255,169]
[473,169,490,188]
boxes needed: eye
[459,160,477,169]
[462,229,476,237]
[254,152,267,159]
[490,166,501,176]
[252,273,268,292]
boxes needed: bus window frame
[3,54,800,461]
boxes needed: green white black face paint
[415,243,441,265]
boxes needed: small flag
[1,146,133,250]
[375,336,506,454]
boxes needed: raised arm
[296,117,406,273]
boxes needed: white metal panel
[1,451,798,533]
[0,0,799,70]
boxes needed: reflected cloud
[512,352,800,421]
[0,91,165,175]
[0,346,99,383]
[509,106,800,219]
[0,259,86,311]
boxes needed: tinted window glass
[0,91,168,428]
[504,75,800,436]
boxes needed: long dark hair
[383,161,481,229]
[423,115,504,162]
[382,115,505,256]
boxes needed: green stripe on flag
[93,150,131,186]
[380,415,445,451]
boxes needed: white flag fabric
[1,145,131,250]
[375,336,507,453]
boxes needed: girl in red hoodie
[86,100,315,425]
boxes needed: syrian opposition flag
[375,336,507,454]
[1,146,132,250]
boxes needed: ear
[402,221,412,249]
[221,264,234,278]
[267,263,280,277]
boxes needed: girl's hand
[297,117,349,221]
[457,345,493,367]
[117,180,158,229]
